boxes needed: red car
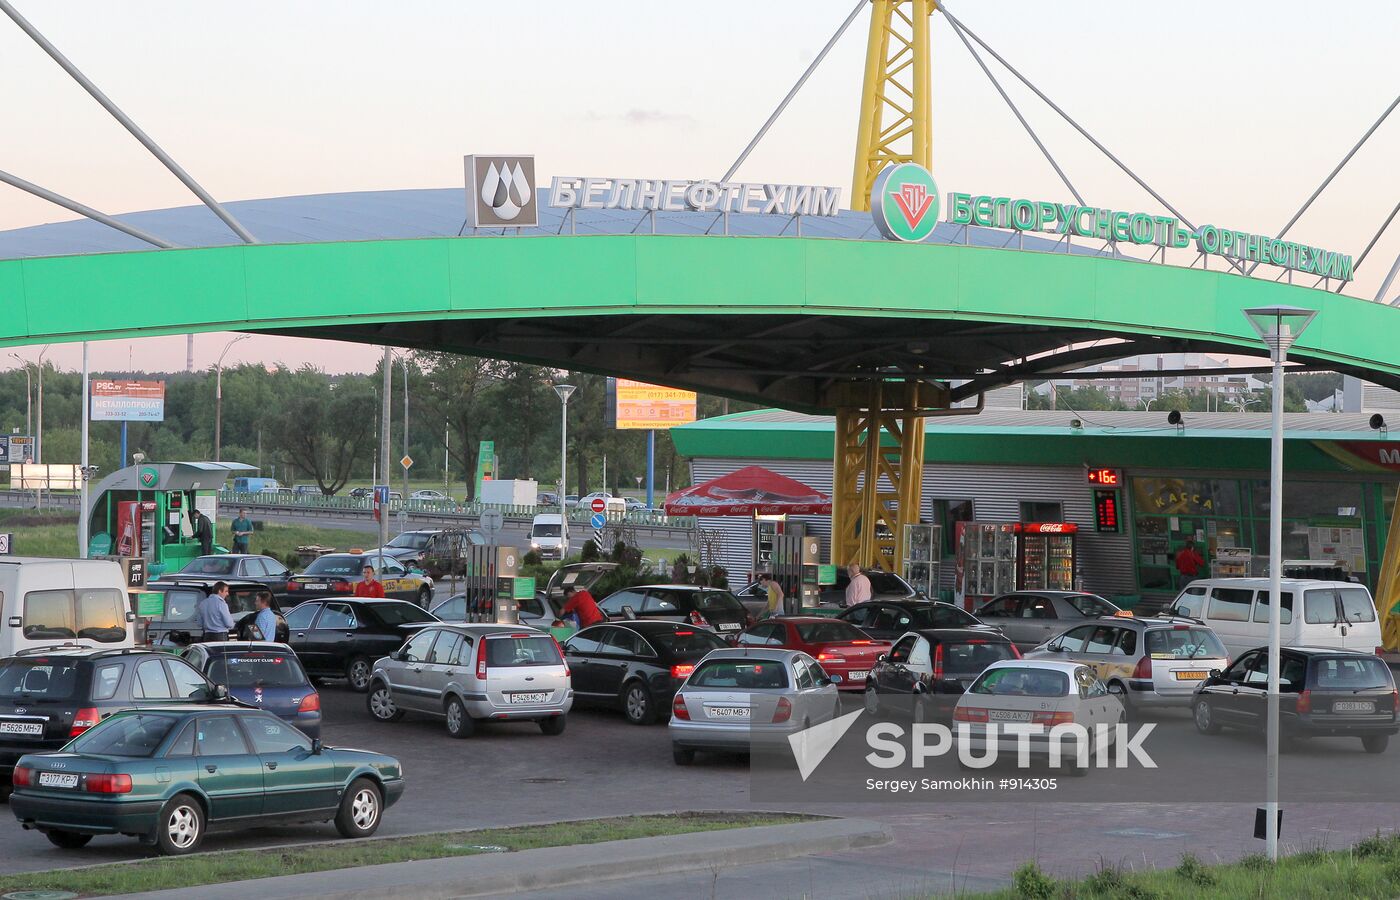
[736,617,892,691]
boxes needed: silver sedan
[669,647,841,765]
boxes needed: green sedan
[10,707,404,855]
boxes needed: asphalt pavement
[4,686,1400,895]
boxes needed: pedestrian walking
[230,508,254,554]
[759,573,785,619]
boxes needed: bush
[523,549,541,567]
[1352,832,1399,860]
[1175,853,1215,887]
[1238,853,1270,871]
[1011,861,1056,899]
[579,540,600,563]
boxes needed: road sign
[590,497,607,513]
[480,508,505,540]
[0,533,10,555]
[400,455,414,470]
[590,512,606,530]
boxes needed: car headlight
[530,541,540,548]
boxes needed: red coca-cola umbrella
[665,466,831,517]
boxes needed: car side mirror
[621,605,638,620]
[826,674,843,685]
[877,653,888,663]
[1209,668,1223,680]
[311,738,323,755]
[1050,644,1064,653]
[390,650,404,662]
[211,684,229,701]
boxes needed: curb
[117,817,891,899]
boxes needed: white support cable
[0,168,177,248]
[1333,199,1400,293]
[1247,94,1398,275]
[1377,251,1400,305]
[936,2,1247,275]
[0,0,257,245]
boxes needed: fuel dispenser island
[86,462,255,578]
[453,544,535,624]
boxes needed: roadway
[3,686,1400,894]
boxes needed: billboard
[91,380,165,422]
[0,435,34,464]
[12,464,81,490]
[612,379,697,430]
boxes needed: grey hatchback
[365,625,572,738]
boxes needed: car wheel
[1193,699,1221,735]
[1363,734,1390,754]
[335,777,383,839]
[672,745,695,766]
[1106,681,1132,717]
[445,696,475,739]
[345,657,373,693]
[416,586,431,608]
[863,684,882,716]
[46,829,92,849]
[367,683,405,723]
[539,715,567,736]
[621,682,655,725]
[911,694,930,725]
[155,794,205,856]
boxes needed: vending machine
[954,521,1078,610]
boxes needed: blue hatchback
[180,643,321,738]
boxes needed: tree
[418,352,504,502]
[268,367,376,494]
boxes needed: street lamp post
[400,352,410,534]
[554,384,576,559]
[35,344,49,463]
[213,334,249,461]
[1243,304,1316,863]
[8,353,32,436]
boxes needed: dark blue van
[180,642,321,738]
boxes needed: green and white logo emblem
[139,466,159,488]
[871,163,939,242]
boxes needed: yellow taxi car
[286,553,434,607]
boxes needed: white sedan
[951,660,1124,772]
[409,490,452,502]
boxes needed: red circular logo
[590,498,607,513]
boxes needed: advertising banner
[91,380,165,422]
[613,379,697,430]
[0,436,34,464]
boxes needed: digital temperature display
[1086,467,1121,487]
[1094,489,1121,532]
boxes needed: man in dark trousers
[192,509,214,556]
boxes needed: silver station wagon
[366,624,572,738]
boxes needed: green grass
[0,812,807,897]
[970,835,1400,900]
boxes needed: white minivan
[0,557,135,657]
[1166,577,1382,661]
[529,514,566,560]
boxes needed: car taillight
[70,708,100,737]
[953,706,989,723]
[551,637,569,677]
[332,581,352,593]
[671,664,694,679]
[1296,689,1311,715]
[672,694,690,720]
[287,581,301,590]
[816,652,846,663]
[1391,689,1398,711]
[85,773,132,794]
[11,766,32,788]
[1376,646,1387,657]
[772,696,793,723]
[744,613,756,628]
[476,638,489,680]
[299,693,321,712]
[851,640,872,645]
[1133,656,1152,680]
[688,610,710,627]
[1031,711,1075,726]
[932,643,944,681]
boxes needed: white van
[0,558,135,657]
[1166,577,1382,661]
[529,514,566,560]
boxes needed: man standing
[230,508,254,554]
[1175,538,1205,587]
[759,573,785,619]
[561,585,605,629]
[198,582,237,643]
[252,592,279,642]
[191,509,214,556]
[353,563,386,598]
[844,563,872,608]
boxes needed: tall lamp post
[8,353,32,437]
[1243,304,1316,863]
[213,334,249,461]
[35,344,49,464]
[554,384,576,559]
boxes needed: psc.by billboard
[91,380,166,422]
[615,379,696,430]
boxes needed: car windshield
[532,524,562,537]
[301,556,365,576]
[371,604,437,626]
[693,591,745,612]
[866,572,911,594]
[648,629,728,656]
[160,589,204,624]
[208,652,308,688]
[1145,627,1227,660]
[970,667,1069,697]
[942,641,1019,674]
[794,621,867,643]
[66,713,178,757]
[485,636,563,668]
[387,533,432,550]
[689,659,789,689]
[910,605,979,629]
[1314,657,1392,691]
[0,658,82,700]
[181,557,235,575]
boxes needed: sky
[1,0,1396,375]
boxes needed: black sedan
[837,600,994,642]
[145,578,288,647]
[283,599,438,692]
[563,622,728,724]
[865,628,1021,720]
[177,554,293,599]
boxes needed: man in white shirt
[844,563,872,608]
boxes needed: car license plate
[715,623,740,631]
[38,772,78,789]
[0,721,43,736]
[1333,700,1376,713]
[509,692,549,704]
[1174,671,1208,681]
[988,710,1033,722]
[847,670,868,680]
[710,706,751,719]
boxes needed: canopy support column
[1378,488,1400,652]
